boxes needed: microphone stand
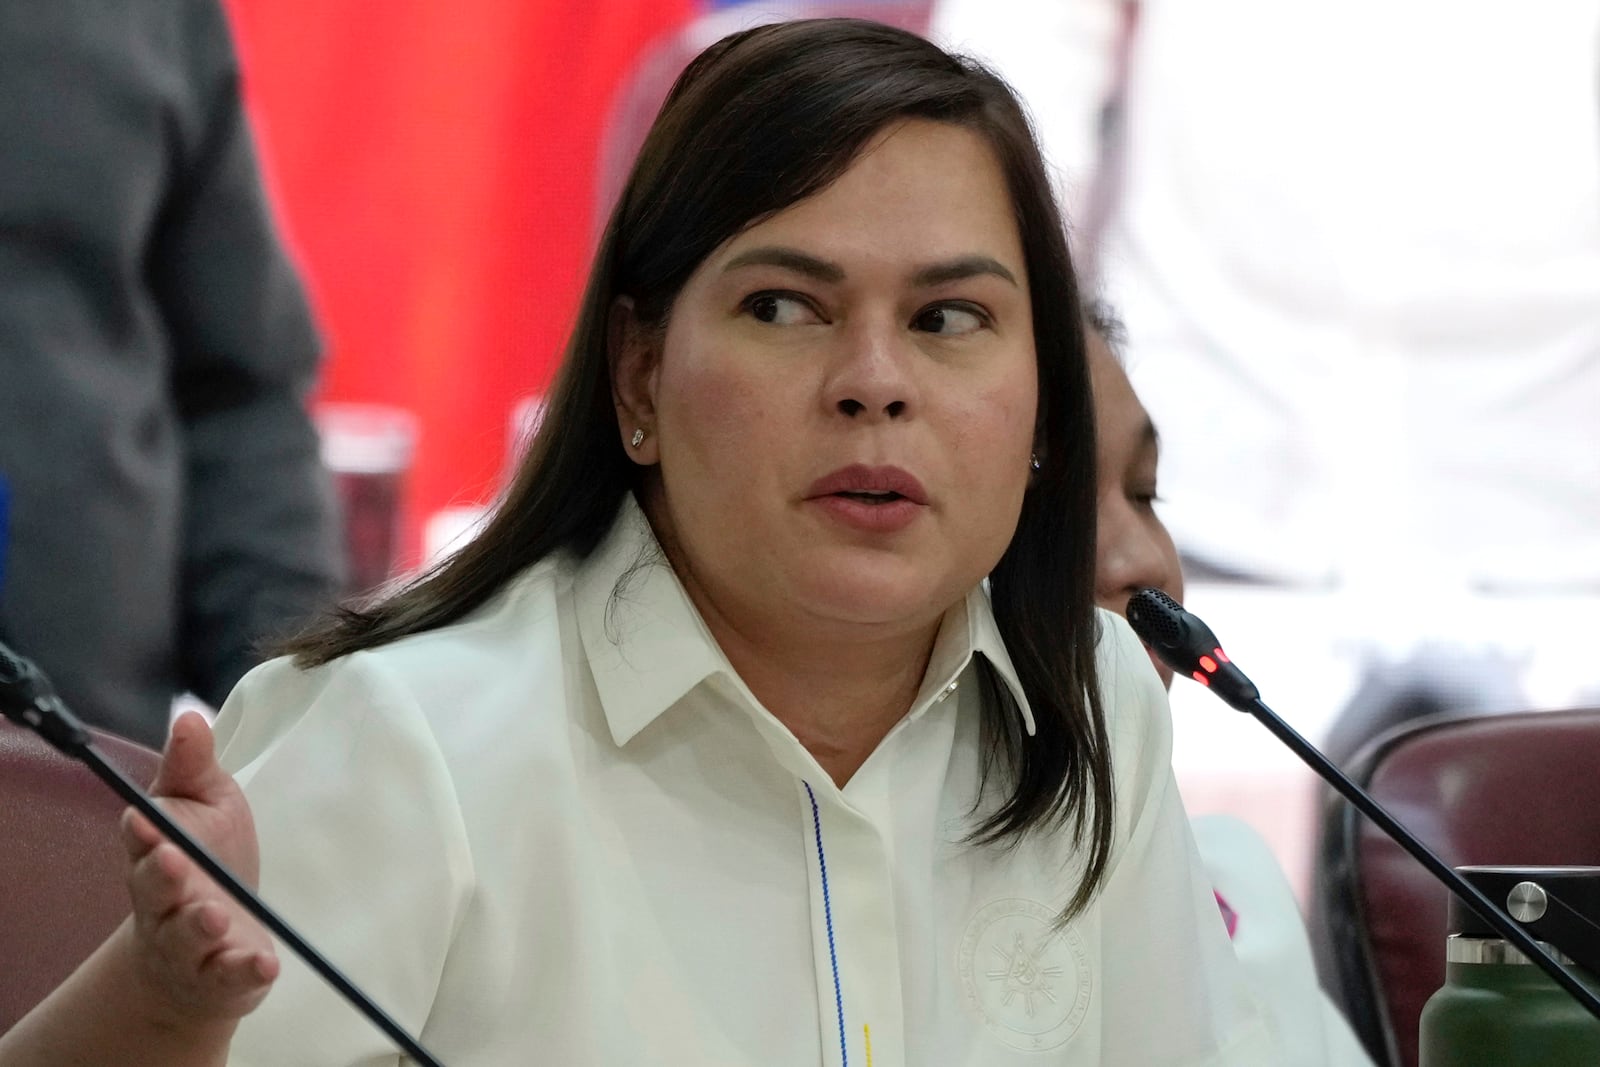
[1123,587,1600,1023]
[0,646,447,1067]
[1243,694,1600,1021]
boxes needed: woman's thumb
[150,710,225,799]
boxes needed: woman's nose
[825,319,918,420]
[1097,506,1180,605]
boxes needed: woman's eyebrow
[721,248,1019,289]
[722,247,845,283]
[910,255,1018,288]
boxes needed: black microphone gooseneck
[0,641,447,1067]
[1124,587,1600,1024]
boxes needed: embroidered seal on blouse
[958,897,1091,1052]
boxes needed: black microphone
[1125,587,1259,710]
[0,641,447,1067]
[1124,588,1600,1024]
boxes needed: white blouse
[216,496,1277,1065]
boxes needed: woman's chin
[790,563,965,632]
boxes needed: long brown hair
[283,18,1112,917]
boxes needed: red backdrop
[224,0,696,565]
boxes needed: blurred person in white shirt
[933,1,1600,706]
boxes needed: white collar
[574,494,1036,748]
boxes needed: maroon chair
[1312,707,1600,1067]
[0,720,160,1033]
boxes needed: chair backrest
[0,721,160,1033]
[1312,707,1600,1067]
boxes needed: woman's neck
[639,486,949,785]
[703,608,940,788]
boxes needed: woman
[1086,303,1185,688]
[1086,305,1373,1067]
[0,20,1274,1065]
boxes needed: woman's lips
[803,464,928,533]
[804,464,928,503]
[808,494,923,533]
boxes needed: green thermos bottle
[1419,866,1600,1066]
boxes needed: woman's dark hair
[282,18,1112,917]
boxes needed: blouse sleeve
[213,652,474,1066]
[1091,612,1282,1064]
[1192,815,1376,1067]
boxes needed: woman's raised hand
[120,710,279,1024]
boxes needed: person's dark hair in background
[0,0,343,748]
[282,16,1113,911]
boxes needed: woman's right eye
[744,292,821,325]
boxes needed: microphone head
[0,640,90,751]
[1124,587,1260,710]
[0,641,53,719]
[1125,588,1186,654]
[0,641,30,684]
[0,640,39,686]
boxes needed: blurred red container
[315,403,419,599]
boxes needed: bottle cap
[1451,866,1600,974]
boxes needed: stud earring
[1030,453,1042,472]
[630,429,646,449]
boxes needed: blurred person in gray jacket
[0,0,343,747]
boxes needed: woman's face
[616,119,1038,648]
[1089,331,1184,686]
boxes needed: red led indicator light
[1199,655,1218,674]
[1191,671,1211,687]
[1214,647,1231,664]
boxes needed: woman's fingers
[128,844,262,951]
[147,905,278,1018]
[116,709,275,1021]
[127,843,197,927]
[126,845,279,1018]
[175,899,278,1013]
[119,806,159,860]
[208,945,281,988]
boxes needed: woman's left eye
[913,303,988,336]
[1130,487,1161,510]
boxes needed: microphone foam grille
[1127,588,1183,646]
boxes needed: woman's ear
[608,296,662,465]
